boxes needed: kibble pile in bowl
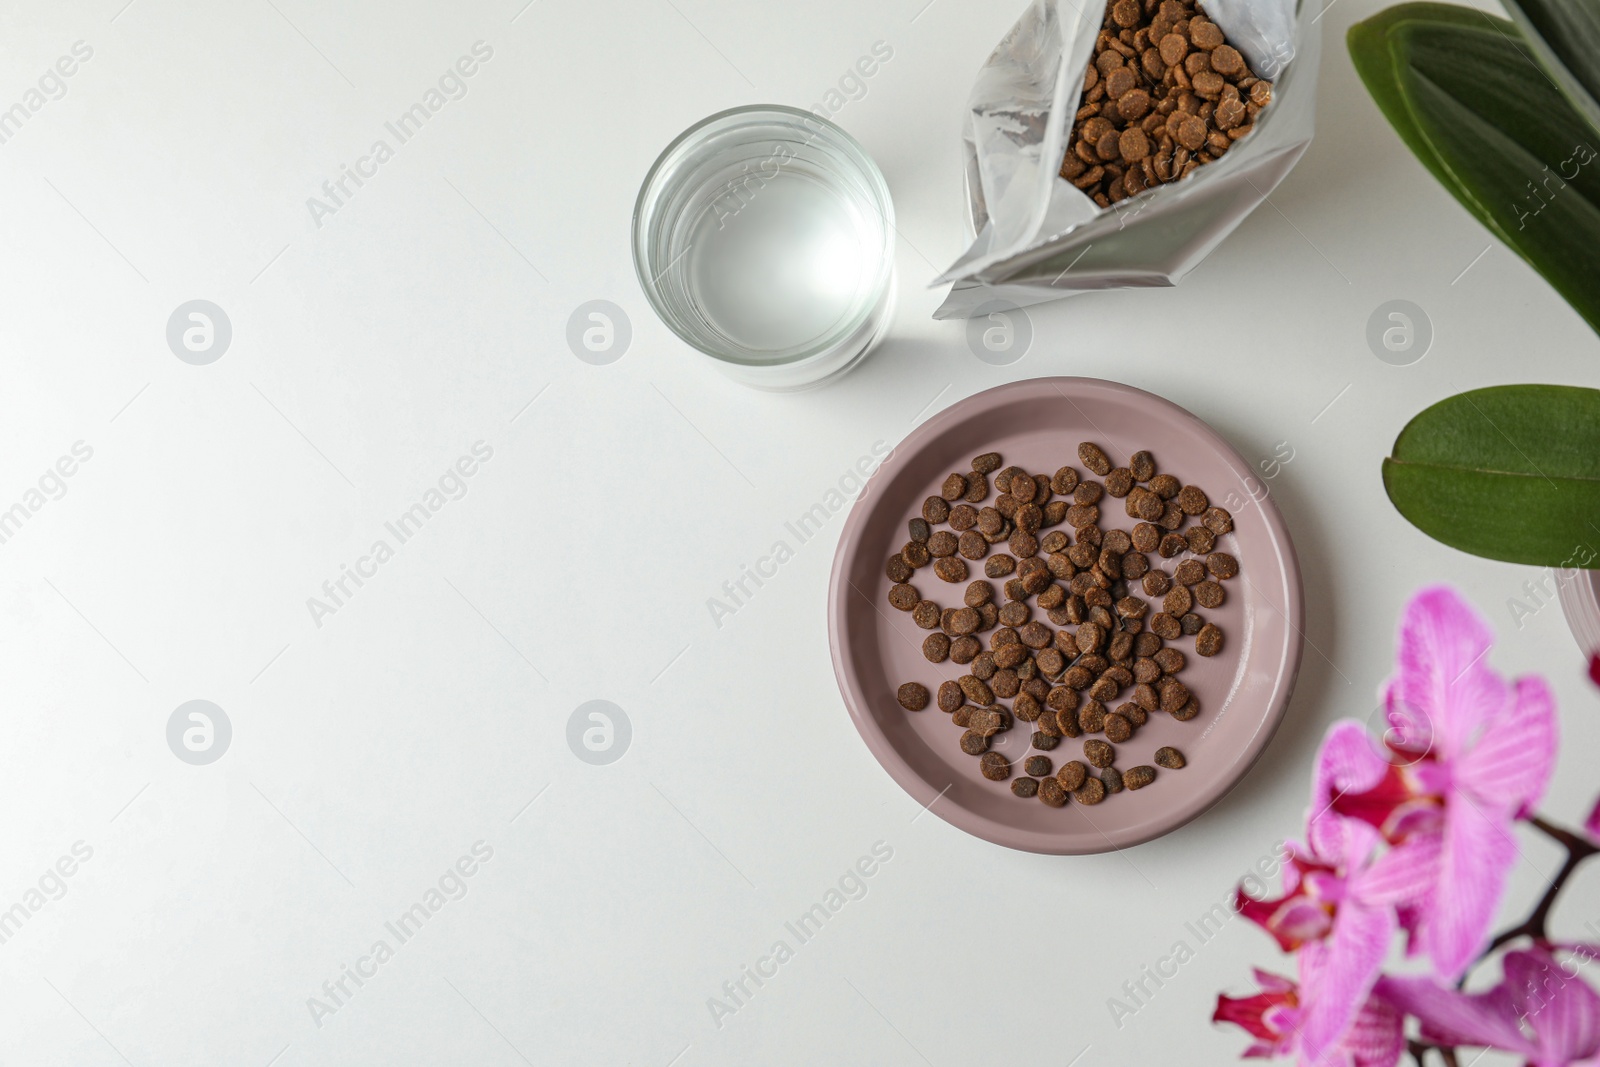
[887,444,1239,807]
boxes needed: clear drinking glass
[633,105,896,390]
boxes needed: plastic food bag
[933,0,1319,318]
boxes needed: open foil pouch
[934,0,1320,318]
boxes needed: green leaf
[1347,5,1504,228]
[1499,0,1600,134]
[1348,7,1600,333]
[1383,385,1600,566]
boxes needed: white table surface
[3,1,1597,1064]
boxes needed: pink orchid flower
[1312,586,1557,981]
[1376,949,1600,1067]
[1215,968,1302,1059]
[1236,806,1436,1063]
[1215,966,1405,1067]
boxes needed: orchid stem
[1528,814,1598,856]
[1408,1040,1459,1067]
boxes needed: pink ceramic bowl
[829,377,1304,854]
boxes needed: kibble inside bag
[933,0,1318,319]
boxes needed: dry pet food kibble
[1123,765,1156,790]
[1153,647,1186,674]
[886,447,1239,809]
[1154,746,1186,769]
[1077,700,1107,734]
[897,683,929,711]
[1074,776,1107,805]
[1057,760,1089,791]
[1078,442,1113,476]
[1038,776,1069,807]
[980,752,1011,781]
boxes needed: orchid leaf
[1349,6,1600,333]
[1383,385,1600,566]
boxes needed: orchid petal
[1308,806,1382,871]
[1502,950,1600,1063]
[1238,886,1303,952]
[1584,792,1600,843]
[1414,986,1520,1050]
[1253,968,1299,995]
[1396,902,1427,957]
[1275,899,1336,946]
[1298,903,1395,1065]
[1345,997,1405,1067]
[1427,790,1518,981]
[1377,681,1439,758]
[1457,676,1558,815]
[1216,971,1300,1058]
[1373,975,1534,1054]
[1313,721,1392,816]
[1356,830,1441,907]
[1391,586,1503,760]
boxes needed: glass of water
[633,105,896,390]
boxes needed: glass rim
[631,103,896,369]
